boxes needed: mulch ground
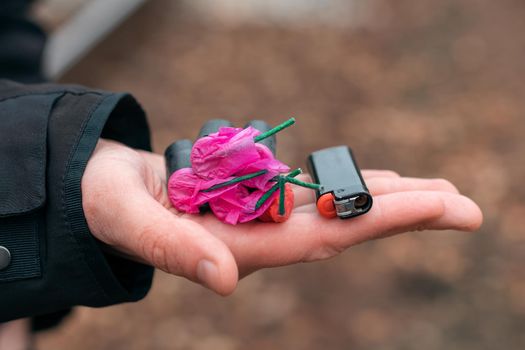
[35,0,525,349]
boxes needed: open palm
[82,140,482,295]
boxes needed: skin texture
[82,139,483,296]
[0,319,30,350]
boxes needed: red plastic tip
[259,183,295,223]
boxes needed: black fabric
[31,309,71,332]
[0,93,61,216]
[0,81,154,322]
[0,213,41,282]
[0,1,155,325]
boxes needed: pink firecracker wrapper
[167,126,290,225]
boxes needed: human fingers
[139,151,167,181]
[292,174,316,207]
[86,180,238,295]
[361,169,400,179]
[83,146,239,295]
[209,191,482,275]
[0,318,30,350]
[293,174,458,208]
[365,177,459,196]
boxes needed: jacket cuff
[62,92,154,305]
[0,81,155,322]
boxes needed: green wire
[255,181,280,210]
[278,176,286,216]
[287,168,302,178]
[285,176,321,189]
[254,118,296,143]
[269,168,302,182]
[254,168,321,213]
[201,169,268,192]
[202,115,321,213]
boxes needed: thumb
[85,179,239,296]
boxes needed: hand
[82,140,482,295]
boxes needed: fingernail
[197,259,219,289]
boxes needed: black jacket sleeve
[0,80,155,322]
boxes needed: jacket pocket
[0,93,61,281]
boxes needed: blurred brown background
[33,0,524,349]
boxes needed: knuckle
[316,244,345,261]
[413,224,428,232]
[138,226,171,272]
[410,209,444,232]
[384,170,400,177]
[425,195,447,222]
[151,242,169,272]
[431,178,459,193]
[366,178,384,193]
[303,229,345,262]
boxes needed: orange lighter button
[317,193,337,218]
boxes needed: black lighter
[307,146,373,219]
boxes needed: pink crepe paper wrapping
[167,126,290,225]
